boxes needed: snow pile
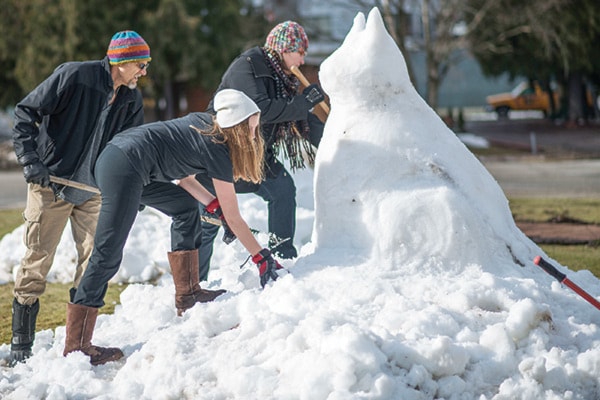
[0,7,599,400]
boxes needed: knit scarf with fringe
[262,47,316,171]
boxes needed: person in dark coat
[64,89,284,365]
[197,21,326,281]
[9,30,150,366]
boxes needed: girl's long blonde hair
[191,116,265,184]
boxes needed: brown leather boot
[168,249,226,316]
[63,303,124,365]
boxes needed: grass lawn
[1,198,600,345]
[0,282,127,349]
[509,197,600,224]
[0,209,23,238]
[508,198,600,276]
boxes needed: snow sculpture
[312,7,536,271]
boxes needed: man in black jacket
[197,21,325,281]
[9,30,151,366]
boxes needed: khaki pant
[14,184,101,305]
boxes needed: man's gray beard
[127,81,137,90]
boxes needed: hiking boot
[9,298,39,367]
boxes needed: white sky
[1,8,599,400]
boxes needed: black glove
[303,84,325,107]
[23,160,50,187]
[252,248,283,288]
[205,198,236,244]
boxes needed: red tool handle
[534,256,600,311]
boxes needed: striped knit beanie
[107,30,151,65]
[264,21,308,54]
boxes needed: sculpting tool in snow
[200,216,294,251]
[200,214,263,236]
[534,256,600,311]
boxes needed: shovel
[534,255,600,311]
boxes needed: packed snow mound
[313,7,535,271]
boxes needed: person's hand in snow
[252,248,283,288]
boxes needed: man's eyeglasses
[138,62,150,70]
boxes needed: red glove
[252,248,283,288]
[206,198,236,244]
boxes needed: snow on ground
[0,8,599,400]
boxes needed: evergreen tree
[0,0,268,116]
[465,0,600,122]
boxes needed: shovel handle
[534,255,600,311]
[290,65,330,115]
[533,256,566,282]
[49,176,101,194]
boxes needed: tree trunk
[540,79,557,119]
[422,0,438,108]
[428,73,440,110]
[567,72,584,125]
[161,80,183,120]
[379,0,417,86]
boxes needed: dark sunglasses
[138,62,150,70]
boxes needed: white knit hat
[214,89,260,128]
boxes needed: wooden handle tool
[49,176,101,194]
[290,65,330,117]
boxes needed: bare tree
[334,0,492,109]
[419,0,504,108]
[378,0,416,85]
[297,0,586,113]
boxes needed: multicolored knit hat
[264,21,308,54]
[107,30,151,65]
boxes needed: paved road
[465,118,600,157]
[465,118,600,198]
[0,170,26,210]
[2,157,600,210]
[483,158,600,198]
